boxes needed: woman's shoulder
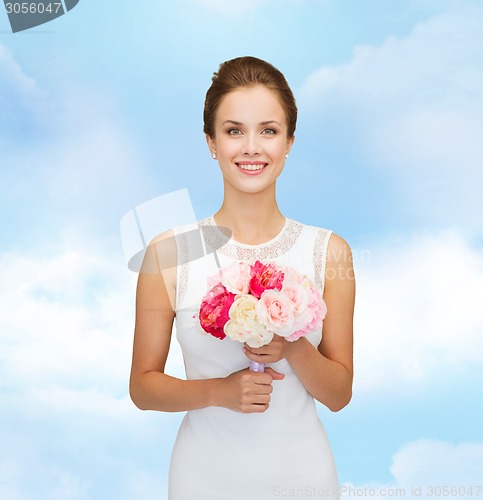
[292,217,352,259]
[326,232,353,264]
[148,216,203,248]
[142,227,179,275]
[149,227,176,244]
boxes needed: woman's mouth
[235,162,268,175]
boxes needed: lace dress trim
[199,214,303,261]
[175,229,190,311]
[313,228,333,296]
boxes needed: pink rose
[282,280,309,314]
[249,260,284,299]
[286,285,327,341]
[220,261,251,295]
[282,280,312,331]
[199,283,236,340]
[207,273,222,290]
[282,265,305,284]
[256,289,295,336]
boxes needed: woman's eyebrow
[222,120,282,126]
[260,120,281,126]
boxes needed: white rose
[224,295,273,348]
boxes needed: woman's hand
[213,367,285,413]
[243,334,292,365]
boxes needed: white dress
[168,214,340,500]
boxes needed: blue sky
[1,1,483,498]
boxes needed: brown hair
[203,56,297,138]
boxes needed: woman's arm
[129,230,221,412]
[285,233,355,411]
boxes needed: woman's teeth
[238,164,266,171]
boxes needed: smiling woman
[129,56,355,500]
[206,84,294,199]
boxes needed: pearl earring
[285,153,289,159]
[212,153,217,159]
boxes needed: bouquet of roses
[195,260,327,372]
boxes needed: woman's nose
[242,133,261,155]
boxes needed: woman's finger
[243,347,263,356]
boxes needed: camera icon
[4,0,80,33]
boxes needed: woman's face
[206,85,294,194]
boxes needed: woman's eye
[228,128,242,135]
[262,128,276,135]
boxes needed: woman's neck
[213,189,285,244]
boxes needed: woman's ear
[286,134,295,155]
[206,134,216,156]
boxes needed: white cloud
[391,439,483,485]
[0,249,185,393]
[341,439,483,499]
[352,228,483,392]
[0,249,185,499]
[1,251,133,391]
[298,5,483,234]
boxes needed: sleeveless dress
[168,214,340,500]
